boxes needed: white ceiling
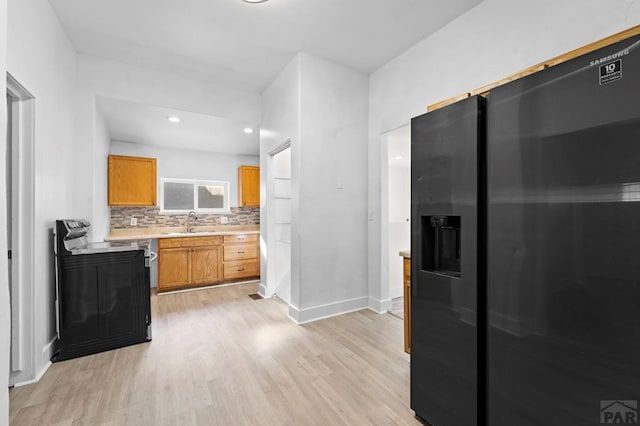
[51,0,481,155]
[49,0,482,93]
[97,97,260,155]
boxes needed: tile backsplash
[111,206,260,229]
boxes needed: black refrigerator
[411,33,640,425]
[410,95,485,426]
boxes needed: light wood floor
[9,283,417,425]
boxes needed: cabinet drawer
[223,260,259,280]
[158,236,222,249]
[188,236,223,247]
[223,234,258,244]
[223,243,258,261]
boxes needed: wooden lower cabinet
[158,236,223,292]
[158,234,260,292]
[403,257,411,354]
[223,234,260,281]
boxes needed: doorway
[383,125,410,318]
[6,74,35,386]
[270,144,292,304]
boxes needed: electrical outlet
[220,216,229,224]
[130,217,137,226]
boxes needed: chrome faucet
[187,211,198,233]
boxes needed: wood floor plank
[9,283,418,425]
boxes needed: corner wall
[260,55,301,303]
[367,0,640,310]
[261,54,369,323]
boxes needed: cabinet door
[191,246,222,285]
[108,155,157,206]
[158,248,190,289]
[239,166,260,207]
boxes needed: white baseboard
[288,296,369,324]
[257,283,267,298]
[368,296,392,314]
[14,337,56,387]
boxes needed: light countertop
[399,250,410,258]
[105,225,260,242]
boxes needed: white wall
[93,105,110,238]
[0,0,9,420]
[295,53,369,321]
[367,0,640,310]
[7,0,78,385]
[110,141,259,208]
[78,54,261,124]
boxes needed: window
[160,178,230,214]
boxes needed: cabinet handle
[237,237,245,240]
[238,268,245,271]
[237,251,245,254]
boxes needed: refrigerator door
[488,35,640,425]
[411,95,485,426]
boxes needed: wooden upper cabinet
[239,166,260,207]
[108,155,157,206]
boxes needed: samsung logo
[590,49,629,66]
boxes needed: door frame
[7,73,36,386]
[380,124,410,312]
[263,139,291,299]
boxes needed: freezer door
[488,34,640,425]
[411,95,485,426]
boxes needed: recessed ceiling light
[394,156,404,160]
[242,0,269,3]
[167,116,181,123]
[244,127,254,134]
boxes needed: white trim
[379,124,410,320]
[14,335,56,387]
[13,360,51,388]
[257,283,267,298]
[7,73,36,387]
[287,296,369,324]
[159,178,231,214]
[268,139,291,156]
[368,296,392,314]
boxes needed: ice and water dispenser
[421,215,461,278]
